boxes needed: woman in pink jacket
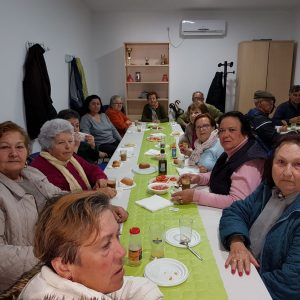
[171,111,268,209]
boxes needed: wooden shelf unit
[124,42,169,119]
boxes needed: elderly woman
[106,95,132,136]
[219,135,300,300]
[0,121,63,291]
[179,102,209,156]
[19,192,163,300]
[188,113,223,173]
[57,108,108,163]
[141,91,169,123]
[171,111,268,209]
[30,119,110,193]
[80,94,122,157]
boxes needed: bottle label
[172,147,177,158]
[128,248,142,263]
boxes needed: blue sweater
[272,100,300,125]
[219,182,300,300]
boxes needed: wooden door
[235,41,269,113]
[266,41,295,107]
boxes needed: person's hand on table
[111,205,128,223]
[225,236,260,276]
[289,116,300,124]
[180,147,192,156]
[198,165,208,173]
[94,178,108,188]
[171,189,195,205]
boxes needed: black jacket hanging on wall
[206,72,226,112]
[23,44,57,139]
[69,58,85,115]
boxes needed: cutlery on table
[180,240,203,261]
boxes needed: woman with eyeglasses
[179,102,209,156]
[106,95,132,136]
[188,113,223,173]
[171,111,268,208]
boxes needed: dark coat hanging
[206,72,226,113]
[69,58,85,116]
[23,44,57,139]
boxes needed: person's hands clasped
[111,205,129,223]
[225,237,260,276]
[171,189,195,205]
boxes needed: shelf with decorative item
[126,81,168,84]
[125,64,169,67]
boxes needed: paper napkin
[144,149,161,156]
[135,195,173,212]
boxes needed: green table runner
[120,123,227,299]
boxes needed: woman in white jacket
[19,191,163,300]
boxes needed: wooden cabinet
[235,40,295,113]
[124,42,169,120]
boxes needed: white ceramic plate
[132,165,157,174]
[118,181,136,190]
[150,132,166,137]
[122,143,136,148]
[165,227,201,248]
[144,258,188,287]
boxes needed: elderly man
[246,90,287,151]
[177,91,223,129]
[272,85,300,126]
[106,95,132,136]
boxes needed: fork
[180,240,204,261]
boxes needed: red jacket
[106,107,130,136]
[30,153,107,191]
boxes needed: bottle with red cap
[128,227,142,266]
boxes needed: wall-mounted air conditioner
[181,20,226,36]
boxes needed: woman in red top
[106,95,132,136]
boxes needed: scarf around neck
[189,129,219,165]
[40,151,91,192]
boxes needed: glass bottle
[158,148,167,175]
[171,143,177,159]
[128,227,142,266]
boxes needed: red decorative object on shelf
[162,74,168,82]
[127,74,134,82]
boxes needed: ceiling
[83,0,300,12]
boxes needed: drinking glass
[179,217,193,243]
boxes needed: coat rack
[217,61,235,97]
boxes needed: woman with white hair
[30,119,109,192]
[106,95,132,136]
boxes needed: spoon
[180,240,203,261]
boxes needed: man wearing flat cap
[246,90,287,151]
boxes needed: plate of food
[109,160,123,168]
[123,143,136,148]
[144,258,188,287]
[146,136,162,142]
[170,131,182,136]
[149,175,178,185]
[118,177,136,190]
[132,163,157,174]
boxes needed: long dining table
[105,122,272,300]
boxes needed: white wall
[0,0,92,150]
[91,9,298,112]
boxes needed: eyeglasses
[193,97,204,101]
[195,124,211,130]
[218,128,239,134]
